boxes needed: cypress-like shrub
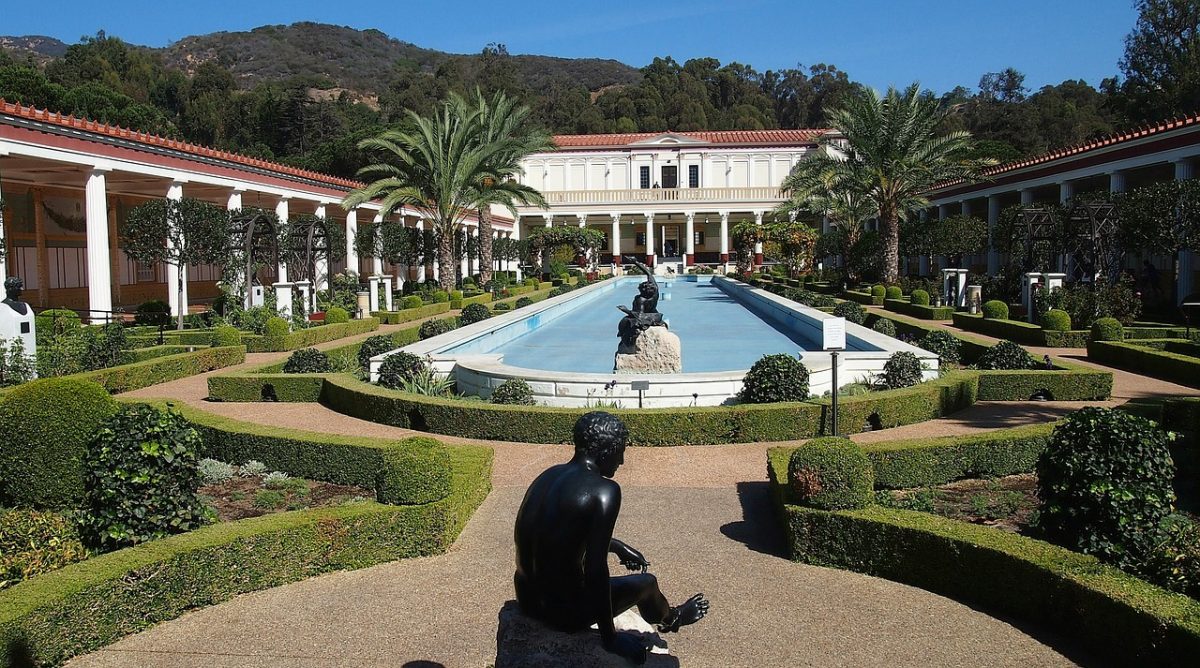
[491,379,536,405]
[515,297,534,309]
[0,378,118,508]
[1090,317,1124,342]
[1037,407,1176,571]
[917,330,962,365]
[910,289,930,306]
[419,318,458,340]
[787,437,874,510]
[378,352,426,389]
[982,300,1009,320]
[833,301,867,325]
[459,303,491,326]
[357,334,395,370]
[978,340,1036,370]
[325,307,350,324]
[78,404,211,550]
[739,354,810,403]
[881,351,924,389]
[872,319,897,337]
[885,286,903,300]
[282,348,331,374]
[1041,309,1072,332]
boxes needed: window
[636,232,646,247]
[136,262,156,283]
[639,165,650,189]
[688,164,699,188]
[693,231,705,246]
[661,165,677,188]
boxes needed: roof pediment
[627,133,708,147]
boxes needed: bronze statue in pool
[513,412,710,664]
[616,256,666,350]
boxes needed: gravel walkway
[74,315,1192,666]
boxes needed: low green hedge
[450,292,493,310]
[951,312,1091,348]
[118,345,191,364]
[767,456,1200,666]
[976,358,1112,401]
[46,346,245,396]
[0,442,491,668]
[243,318,380,352]
[1088,339,1200,389]
[883,298,954,320]
[491,288,553,309]
[843,289,883,306]
[372,303,451,325]
[865,312,993,362]
[769,422,1054,490]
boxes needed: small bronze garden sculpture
[513,412,709,663]
[616,256,665,349]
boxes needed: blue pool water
[463,278,829,373]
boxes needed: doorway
[661,165,678,189]
[662,225,680,258]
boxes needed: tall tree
[785,84,993,283]
[457,90,553,286]
[122,197,231,329]
[778,168,877,283]
[1117,0,1200,122]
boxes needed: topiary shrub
[432,291,450,304]
[376,437,452,505]
[282,348,331,373]
[870,284,886,298]
[377,352,426,389]
[1037,407,1176,571]
[0,378,118,509]
[210,324,242,347]
[449,290,464,302]
[787,437,874,510]
[739,353,810,404]
[978,340,1036,370]
[880,351,924,389]
[1090,317,1124,342]
[357,334,394,370]
[78,404,211,551]
[515,297,534,309]
[872,319,897,337]
[885,286,902,300]
[325,307,350,324]
[549,285,571,297]
[0,508,89,589]
[402,295,423,310]
[917,330,962,366]
[419,317,458,340]
[832,301,867,325]
[459,303,491,326]
[982,299,1009,320]
[493,302,512,312]
[264,317,290,339]
[134,300,171,326]
[1041,308,1071,332]
[910,289,930,306]
[491,378,536,405]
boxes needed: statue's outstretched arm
[610,538,649,572]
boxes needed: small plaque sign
[823,317,846,351]
[630,380,651,391]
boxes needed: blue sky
[2,0,1139,93]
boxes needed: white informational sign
[823,317,846,351]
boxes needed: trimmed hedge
[787,438,874,509]
[952,312,1090,348]
[117,345,190,364]
[65,346,246,395]
[372,303,451,325]
[976,359,1112,401]
[768,457,1200,667]
[0,441,491,668]
[883,298,954,320]
[1088,339,1200,389]
[243,318,380,352]
[843,289,883,306]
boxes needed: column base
[754,253,764,267]
[645,254,655,267]
[613,255,623,265]
[685,254,694,266]
[720,253,730,263]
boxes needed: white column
[411,216,424,283]
[1020,189,1034,205]
[512,222,523,280]
[987,195,1001,275]
[610,213,621,267]
[1059,181,1074,204]
[345,208,358,277]
[165,180,187,318]
[1177,160,1196,300]
[644,213,655,263]
[226,189,243,211]
[684,211,695,266]
[275,198,290,283]
[753,210,764,266]
[1109,170,1127,194]
[719,211,730,264]
[918,209,930,276]
[85,167,113,318]
[313,202,328,297]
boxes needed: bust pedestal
[0,301,37,378]
[615,326,682,374]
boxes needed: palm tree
[344,96,500,292]
[786,83,993,283]
[458,90,554,286]
[778,168,877,283]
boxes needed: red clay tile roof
[0,99,364,189]
[552,129,828,148]
[932,112,1200,192]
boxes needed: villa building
[514,130,835,272]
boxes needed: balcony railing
[541,186,783,206]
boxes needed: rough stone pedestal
[615,326,682,374]
[495,600,677,668]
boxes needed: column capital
[89,162,114,174]
[718,211,730,221]
[168,176,189,186]
[683,211,695,222]
[644,212,655,222]
[753,211,764,224]
[609,212,621,222]
[230,185,246,193]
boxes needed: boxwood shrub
[282,348,331,374]
[402,295,424,310]
[787,437,873,510]
[910,289,930,306]
[0,378,118,509]
[977,340,1036,370]
[982,300,1009,319]
[871,284,886,298]
[376,436,452,505]
[324,307,350,324]
[1040,309,1071,332]
[884,286,902,300]
[1091,317,1124,342]
[739,354,810,403]
[210,325,241,347]
[491,378,536,405]
[832,300,867,325]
